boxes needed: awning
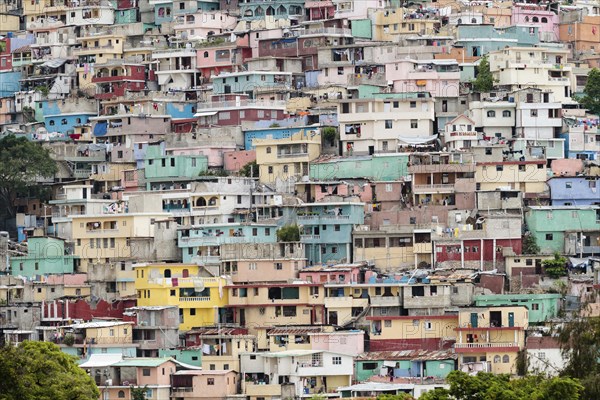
[398,135,438,145]
[79,354,123,368]
[194,111,218,117]
[42,58,67,69]
[93,121,108,136]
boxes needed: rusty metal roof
[267,326,324,335]
[356,349,457,361]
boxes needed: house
[184,326,255,370]
[240,349,354,398]
[134,263,231,331]
[474,294,562,324]
[354,350,457,382]
[57,320,137,360]
[194,94,288,129]
[91,61,149,100]
[455,306,528,375]
[526,336,565,376]
[525,206,600,256]
[124,306,180,358]
[171,370,238,399]
[548,176,600,206]
[443,115,480,151]
[152,48,198,91]
[9,237,78,278]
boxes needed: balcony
[196,99,287,110]
[92,75,136,83]
[370,296,401,307]
[245,383,282,396]
[302,27,351,36]
[179,296,211,302]
[412,183,455,194]
[455,342,518,349]
[297,214,351,223]
[347,73,387,87]
[413,242,432,254]
[277,152,309,159]
[324,296,369,309]
[408,163,476,174]
[300,234,321,240]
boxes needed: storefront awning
[398,135,437,145]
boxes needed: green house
[474,294,562,324]
[9,237,79,278]
[159,349,202,367]
[309,153,409,182]
[355,351,456,382]
[144,142,209,190]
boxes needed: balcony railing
[412,183,455,193]
[179,296,211,302]
[301,234,321,240]
[455,342,518,349]
[277,152,309,158]
[196,99,287,110]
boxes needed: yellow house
[254,129,321,192]
[353,227,417,271]
[71,211,170,272]
[371,8,441,40]
[75,34,125,90]
[67,320,134,346]
[475,161,548,194]
[455,306,528,375]
[227,283,325,335]
[368,315,459,351]
[23,0,66,27]
[134,263,230,331]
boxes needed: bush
[543,253,568,278]
[63,334,75,346]
[277,225,300,242]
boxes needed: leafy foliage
[0,341,99,400]
[276,224,300,242]
[240,160,259,178]
[131,385,149,400]
[542,253,568,278]
[419,371,584,400]
[377,394,414,400]
[522,232,540,255]
[0,135,57,217]
[472,56,494,93]
[322,127,338,146]
[577,68,600,115]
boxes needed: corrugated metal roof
[113,358,173,367]
[267,326,323,335]
[187,327,248,336]
[356,350,457,361]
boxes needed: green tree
[377,394,414,400]
[131,385,149,400]
[472,56,494,93]
[240,160,259,178]
[577,67,600,115]
[0,135,57,217]
[276,224,300,242]
[322,127,338,146]
[542,253,568,279]
[522,232,540,255]
[0,341,99,400]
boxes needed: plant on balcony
[277,224,300,242]
[63,334,75,346]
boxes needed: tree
[0,135,57,217]
[276,224,300,242]
[322,127,338,146]
[377,394,414,400]
[131,385,149,400]
[0,341,99,400]
[542,253,568,279]
[240,160,259,178]
[522,232,540,255]
[557,312,600,398]
[416,371,583,400]
[577,68,600,115]
[472,56,494,93]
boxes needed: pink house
[309,330,364,356]
[511,5,559,42]
[223,149,256,172]
[386,59,461,97]
[171,370,238,399]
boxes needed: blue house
[0,71,22,97]
[244,125,319,150]
[211,71,292,97]
[289,202,365,265]
[456,25,540,57]
[548,176,600,206]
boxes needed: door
[368,146,375,155]
[508,312,514,328]
[470,312,478,328]
[239,309,245,326]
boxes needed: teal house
[290,202,364,265]
[355,351,456,382]
[9,237,79,278]
[144,142,209,190]
[159,349,202,367]
[474,294,562,324]
[525,206,600,256]
[310,154,409,182]
[456,25,541,57]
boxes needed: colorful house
[9,237,79,278]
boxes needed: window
[283,306,296,317]
[502,355,510,363]
[385,120,393,129]
[546,233,553,241]
[410,101,416,108]
[332,356,342,365]
[275,262,283,270]
[496,165,504,171]
[566,182,572,189]
[424,321,433,330]
[384,320,392,327]
[143,368,151,376]
[487,110,496,118]
[531,303,539,310]
[268,166,273,174]
[207,378,215,385]
[530,110,538,117]
[410,120,418,129]
[118,391,125,398]
[502,110,511,117]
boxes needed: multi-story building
[454,306,528,375]
[337,93,435,156]
[547,176,600,206]
[134,263,230,331]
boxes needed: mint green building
[144,143,209,190]
[525,206,600,256]
[310,153,409,182]
[9,237,79,278]
[159,349,202,367]
[355,352,456,382]
[474,294,562,324]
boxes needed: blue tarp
[93,121,107,136]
